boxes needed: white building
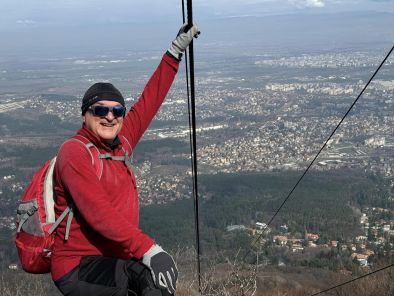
[365,137,385,147]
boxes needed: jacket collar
[76,126,122,151]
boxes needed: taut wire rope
[310,262,394,295]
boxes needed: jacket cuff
[165,51,181,63]
[132,238,155,259]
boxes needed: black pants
[54,256,172,296]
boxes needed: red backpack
[15,135,133,274]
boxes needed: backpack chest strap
[98,150,133,172]
[98,153,126,161]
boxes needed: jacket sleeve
[121,53,179,148]
[56,140,154,258]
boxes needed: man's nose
[105,111,115,120]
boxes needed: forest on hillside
[141,169,389,253]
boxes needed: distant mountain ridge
[203,11,394,52]
[0,11,392,56]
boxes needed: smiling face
[83,100,124,144]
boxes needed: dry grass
[1,248,393,296]
[175,247,394,296]
[0,270,60,296]
[319,264,394,296]
[175,248,257,296]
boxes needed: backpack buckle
[27,205,38,216]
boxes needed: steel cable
[310,262,394,295]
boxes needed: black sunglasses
[87,105,126,118]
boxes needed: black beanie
[81,82,125,115]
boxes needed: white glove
[142,245,178,294]
[167,22,200,61]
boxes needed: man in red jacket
[52,23,199,296]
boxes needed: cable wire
[181,1,194,184]
[310,262,394,295]
[182,0,202,292]
[181,0,196,212]
[245,44,394,259]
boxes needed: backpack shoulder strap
[44,157,57,224]
[119,135,134,172]
[48,201,74,240]
[48,136,103,239]
[120,135,133,157]
[68,135,103,179]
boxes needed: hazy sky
[1,0,393,30]
[0,0,392,56]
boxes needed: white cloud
[16,19,36,24]
[289,0,326,8]
[306,0,325,7]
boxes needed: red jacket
[51,53,179,281]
